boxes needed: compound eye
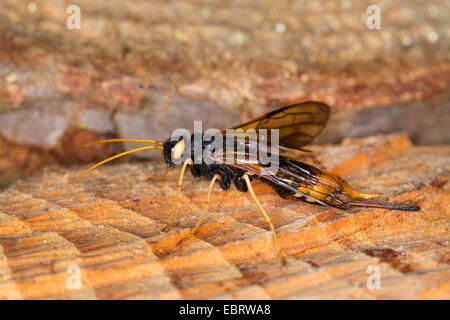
[172,139,185,160]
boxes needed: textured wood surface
[0,133,448,299]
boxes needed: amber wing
[207,150,333,205]
[228,101,330,150]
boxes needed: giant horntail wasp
[74,101,420,262]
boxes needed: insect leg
[242,174,286,264]
[190,174,221,236]
[148,165,171,182]
[166,158,193,228]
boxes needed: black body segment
[163,134,251,192]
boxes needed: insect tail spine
[348,201,420,211]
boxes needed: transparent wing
[227,101,330,150]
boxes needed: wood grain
[0,133,449,299]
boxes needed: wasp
[74,101,420,262]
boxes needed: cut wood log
[0,133,448,299]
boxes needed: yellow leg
[190,174,221,236]
[149,166,171,182]
[166,158,193,228]
[242,174,286,264]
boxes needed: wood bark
[0,0,449,188]
[0,133,448,299]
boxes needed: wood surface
[0,133,448,299]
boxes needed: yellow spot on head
[172,139,185,160]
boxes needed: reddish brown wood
[0,133,448,299]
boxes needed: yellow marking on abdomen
[295,183,330,201]
[342,181,380,199]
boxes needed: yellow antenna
[73,141,164,184]
[82,138,163,147]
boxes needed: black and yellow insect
[74,101,420,262]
